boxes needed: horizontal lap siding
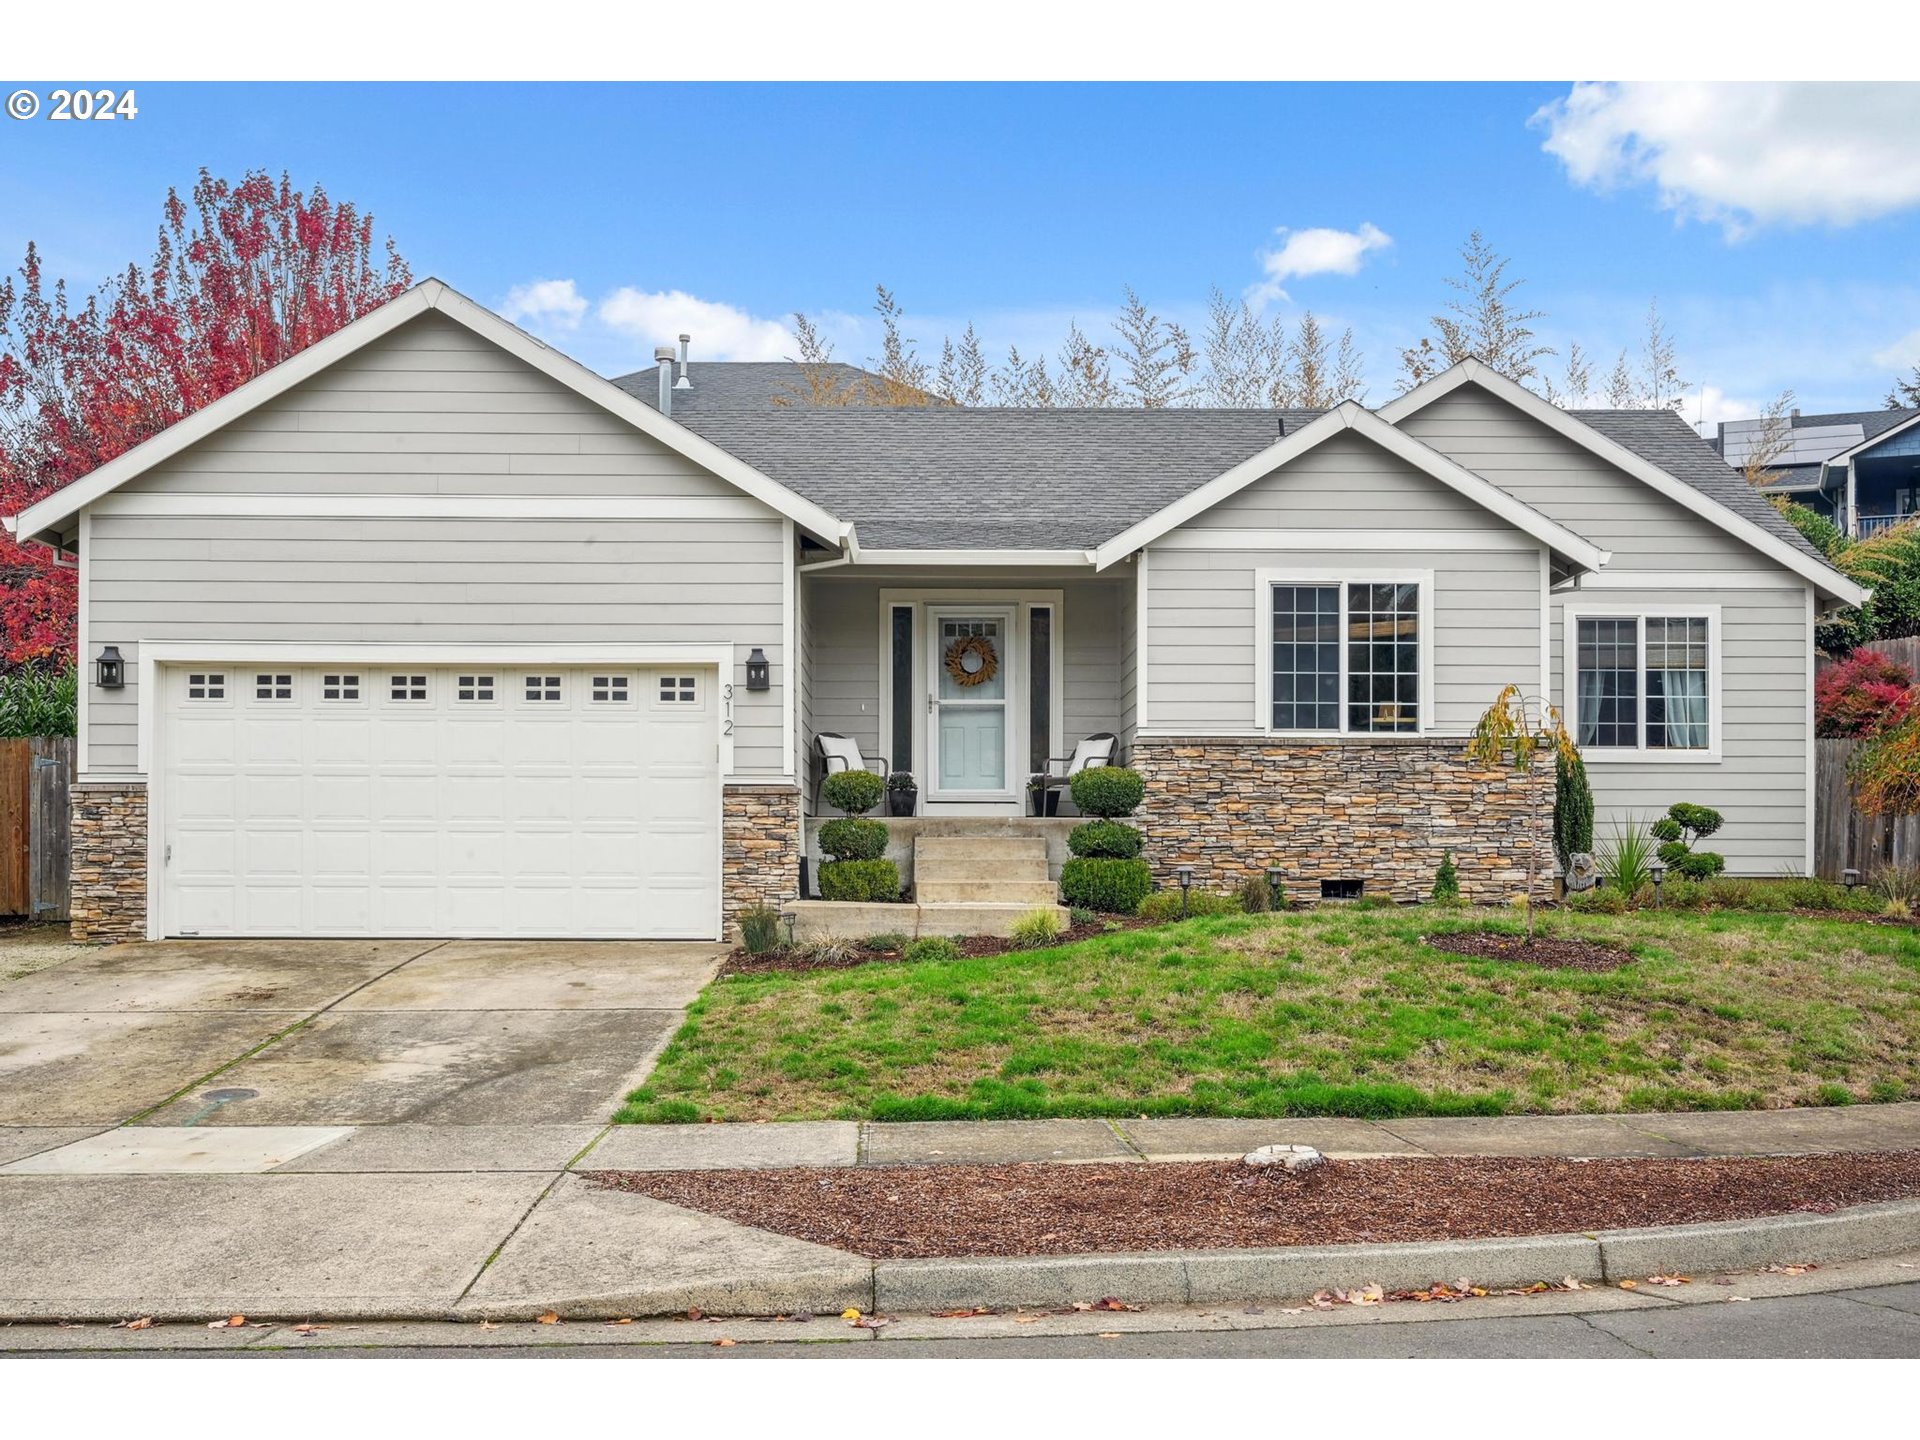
[1554,584,1811,874]
[87,313,791,778]
[1145,431,1544,733]
[1396,388,1758,568]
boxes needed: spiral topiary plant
[821,768,884,816]
[817,769,899,899]
[1068,765,1145,818]
[1061,765,1151,913]
[1650,802,1726,880]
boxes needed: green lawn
[617,907,1920,1124]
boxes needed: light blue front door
[929,610,1013,799]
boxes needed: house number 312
[721,681,734,735]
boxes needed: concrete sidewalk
[2,1103,1918,1324]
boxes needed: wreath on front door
[943,633,999,688]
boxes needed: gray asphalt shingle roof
[1792,407,1920,443]
[604,361,1831,565]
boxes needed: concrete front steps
[788,828,1068,941]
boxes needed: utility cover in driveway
[159,663,720,939]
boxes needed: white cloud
[1686,384,1766,438]
[1873,327,1920,371]
[1251,222,1391,303]
[501,278,587,328]
[597,288,795,361]
[1534,82,1920,235]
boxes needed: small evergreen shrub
[737,904,782,954]
[1068,765,1145,819]
[817,816,889,861]
[0,664,78,738]
[1060,857,1153,913]
[817,858,901,902]
[1008,908,1066,948]
[1066,818,1143,858]
[1553,749,1595,871]
[1238,873,1272,913]
[862,932,908,952]
[1138,887,1242,921]
[901,935,963,965]
[1651,802,1726,880]
[1067,906,1098,928]
[821,769,884,816]
[1431,850,1461,903]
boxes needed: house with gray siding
[5,281,1866,943]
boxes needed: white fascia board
[1824,409,1920,468]
[1090,401,1608,574]
[1378,359,1870,609]
[14,279,851,550]
[854,548,1095,567]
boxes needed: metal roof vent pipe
[655,346,677,416]
[676,333,692,389]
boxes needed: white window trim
[319,672,366,706]
[1563,605,1723,764]
[1253,567,1436,737]
[251,671,297,705]
[452,673,500,706]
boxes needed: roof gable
[1378,359,1866,606]
[1090,402,1609,572]
[7,280,851,549]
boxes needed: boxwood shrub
[1068,765,1144,819]
[1060,856,1152,914]
[1067,818,1143,858]
[818,816,889,861]
[821,769,885,816]
[817,858,902,902]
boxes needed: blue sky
[4,81,1918,425]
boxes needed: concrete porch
[801,815,1080,892]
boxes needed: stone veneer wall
[70,779,149,943]
[723,783,801,932]
[1131,736,1552,904]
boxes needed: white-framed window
[591,675,630,704]
[186,671,227,701]
[1566,608,1719,761]
[1255,570,1432,735]
[389,674,429,703]
[524,674,563,703]
[321,673,361,702]
[455,674,497,703]
[657,675,698,704]
[253,672,294,702]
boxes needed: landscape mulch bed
[1424,929,1635,971]
[592,1151,1920,1259]
[720,916,1156,977]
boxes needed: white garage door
[159,664,721,939]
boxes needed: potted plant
[886,771,918,817]
[1027,773,1059,817]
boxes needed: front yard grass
[617,906,1920,1123]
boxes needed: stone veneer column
[1131,736,1552,905]
[70,778,149,943]
[722,782,801,932]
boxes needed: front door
[927,608,1017,804]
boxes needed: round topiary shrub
[817,858,901,902]
[818,816,889,861]
[1067,818,1143,858]
[1068,765,1145,818]
[821,769,885,816]
[1674,850,1725,880]
[1060,856,1153,914]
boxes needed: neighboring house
[1717,406,1920,538]
[5,280,1865,944]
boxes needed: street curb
[5,1199,1916,1323]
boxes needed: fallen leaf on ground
[1013,1315,1042,1325]
[476,1321,499,1331]
[1618,1280,1638,1290]
[932,1307,993,1318]
[1647,1275,1690,1287]
[116,1317,154,1331]
[607,1318,633,1326]
[1351,1283,1385,1306]
[841,1308,862,1320]
[1760,1263,1817,1276]
[851,1315,892,1330]
[1090,1297,1141,1312]
[686,1307,703,1321]
[1098,1332,1122,1339]
[713,1337,737,1348]
[292,1323,328,1335]
[206,1314,246,1328]
[536,1311,560,1325]
[1561,1277,1588,1291]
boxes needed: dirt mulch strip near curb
[591,1151,1920,1260]
[1424,930,1635,971]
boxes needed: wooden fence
[1815,634,1920,679]
[0,736,75,921]
[1812,736,1920,880]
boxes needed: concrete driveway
[0,937,723,1134]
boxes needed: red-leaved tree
[1815,648,1917,738]
[0,170,411,667]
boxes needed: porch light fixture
[95,645,125,690]
[1266,867,1284,898]
[745,648,771,692]
[1843,868,1862,890]
[1648,860,1666,908]
[1176,864,1194,918]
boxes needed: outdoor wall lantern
[1176,863,1194,918]
[1266,866,1284,898]
[1648,860,1666,908]
[95,645,125,690]
[745,647,771,692]
[1843,868,1862,890]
